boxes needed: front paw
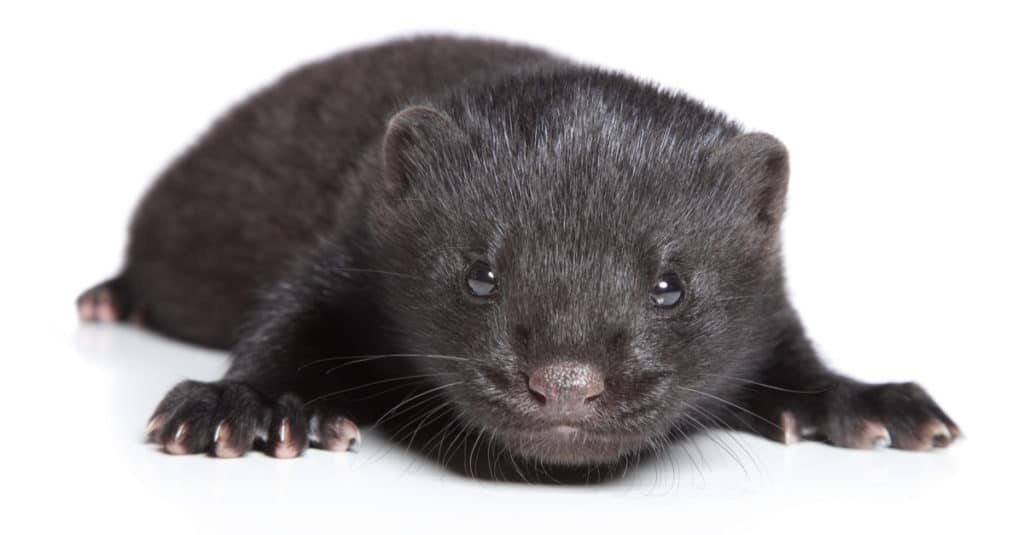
[776,382,961,451]
[146,380,361,458]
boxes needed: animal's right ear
[381,105,465,195]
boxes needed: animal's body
[79,36,959,471]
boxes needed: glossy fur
[80,36,959,473]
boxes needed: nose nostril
[528,363,605,412]
[526,373,547,405]
[583,379,605,405]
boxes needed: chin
[499,425,648,466]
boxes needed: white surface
[1,1,1021,533]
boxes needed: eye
[651,273,684,308]
[465,260,498,297]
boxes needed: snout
[474,360,653,465]
[527,362,605,419]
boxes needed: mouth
[497,424,647,466]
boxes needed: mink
[78,36,959,473]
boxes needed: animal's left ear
[708,132,790,228]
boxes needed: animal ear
[709,132,790,228]
[381,105,463,195]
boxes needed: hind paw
[77,278,141,324]
[147,380,360,458]
[77,286,120,322]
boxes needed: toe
[79,288,120,323]
[95,291,118,322]
[856,420,892,450]
[271,418,303,458]
[317,415,362,452]
[208,383,265,457]
[779,411,799,445]
[902,419,953,451]
[164,422,191,455]
[154,383,219,454]
[78,296,98,321]
[212,421,244,458]
[145,413,167,442]
[828,418,891,450]
[267,394,308,458]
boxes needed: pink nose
[528,363,605,416]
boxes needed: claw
[213,420,242,458]
[780,411,799,445]
[279,418,289,443]
[272,418,301,458]
[145,414,166,441]
[164,423,190,455]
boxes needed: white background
[1,1,1021,533]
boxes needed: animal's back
[87,37,558,348]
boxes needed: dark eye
[651,273,684,307]
[466,261,498,297]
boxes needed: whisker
[505,443,527,482]
[372,381,464,429]
[661,430,681,493]
[698,373,826,394]
[371,396,462,465]
[678,386,782,431]
[466,425,487,479]
[680,401,761,479]
[487,427,505,482]
[298,353,469,372]
[331,267,423,280]
[711,293,784,302]
[677,410,747,479]
[673,420,710,478]
[347,381,421,403]
[324,354,470,374]
[374,390,448,431]
[674,429,706,488]
[422,410,463,456]
[393,399,453,455]
[440,419,471,470]
[303,373,450,406]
